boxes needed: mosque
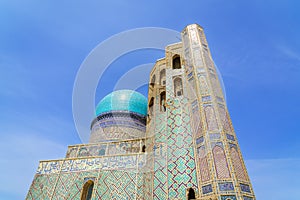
[26,24,256,200]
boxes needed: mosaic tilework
[240,183,251,193]
[197,146,211,182]
[204,104,219,132]
[91,114,146,131]
[198,75,210,96]
[196,136,204,145]
[218,105,233,133]
[95,90,148,116]
[37,155,146,175]
[153,151,168,199]
[166,97,198,199]
[27,171,104,200]
[182,29,195,77]
[36,160,63,174]
[192,105,203,138]
[209,71,223,98]
[90,124,145,143]
[212,145,231,179]
[187,77,197,100]
[95,170,139,199]
[151,83,168,199]
[221,195,237,200]
[142,172,153,200]
[198,27,208,45]
[189,25,204,68]
[202,184,213,194]
[230,147,247,181]
[210,133,221,140]
[219,182,234,191]
[167,147,198,198]
[54,171,99,200]
[226,134,235,141]
[26,174,59,200]
[154,111,167,142]
[243,196,254,200]
[202,95,212,102]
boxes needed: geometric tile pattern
[95,170,138,199]
[213,145,231,179]
[218,182,234,191]
[231,147,247,182]
[27,170,146,200]
[204,104,219,132]
[26,174,59,200]
[218,105,233,133]
[202,184,213,194]
[240,183,251,193]
[166,97,198,199]
[226,134,235,141]
[153,143,168,200]
[66,139,144,158]
[197,146,211,182]
[198,75,210,96]
[221,195,237,200]
[192,105,203,138]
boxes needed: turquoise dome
[95,90,148,116]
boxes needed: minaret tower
[147,24,255,200]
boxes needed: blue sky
[1,0,300,199]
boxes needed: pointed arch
[148,97,154,116]
[160,91,166,112]
[197,146,211,182]
[173,77,183,97]
[172,55,181,69]
[212,145,231,179]
[204,105,218,131]
[187,188,196,200]
[160,69,166,86]
[150,74,156,87]
[80,180,94,200]
[230,147,247,181]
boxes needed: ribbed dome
[95,90,148,116]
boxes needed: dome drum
[90,90,148,143]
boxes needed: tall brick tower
[147,24,255,200]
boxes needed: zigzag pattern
[166,97,198,199]
[26,174,59,200]
[95,170,137,200]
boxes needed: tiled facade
[26,24,255,200]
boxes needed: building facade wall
[26,154,151,200]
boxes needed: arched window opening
[150,75,156,87]
[187,188,196,200]
[142,145,146,152]
[174,77,183,97]
[160,69,166,86]
[148,97,154,116]
[173,55,181,69]
[81,180,94,200]
[160,91,166,112]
